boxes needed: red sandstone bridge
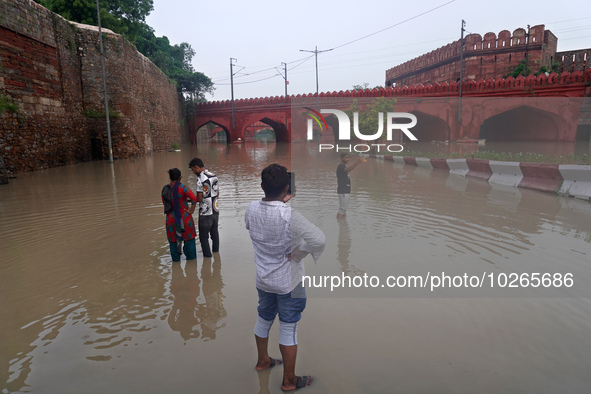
[190,70,591,144]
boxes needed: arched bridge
[190,70,591,144]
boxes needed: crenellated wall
[0,0,185,175]
[385,25,564,87]
[555,49,591,73]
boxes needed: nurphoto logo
[305,108,418,153]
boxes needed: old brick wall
[556,48,591,73]
[74,23,187,160]
[0,0,185,176]
[385,25,560,87]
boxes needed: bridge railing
[195,69,591,111]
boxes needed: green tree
[345,97,397,140]
[536,61,561,76]
[35,0,153,43]
[506,58,532,78]
[505,57,561,78]
[352,83,382,91]
[35,0,214,101]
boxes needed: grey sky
[145,0,591,101]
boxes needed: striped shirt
[245,200,326,294]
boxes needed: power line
[331,0,456,50]
[211,2,456,89]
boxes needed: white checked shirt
[245,200,326,294]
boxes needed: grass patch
[0,94,19,114]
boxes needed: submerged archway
[480,106,567,141]
[193,121,230,143]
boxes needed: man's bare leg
[255,334,281,370]
[280,344,313,391]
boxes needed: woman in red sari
[162,168,198,261]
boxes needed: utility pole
[230,58,236,129]
[525,24,530,77]
[281,62,288,98]
[299,46,333,110]
[458,19,465,125]
[96,0,113,163]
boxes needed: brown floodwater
[1,142,591,393]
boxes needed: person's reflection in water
[337,218,365,276]
[199,253,227,340]
[256,366,272,394]
[168,260,201,341]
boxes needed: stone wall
[385,25,560,87]
[0,0,185,176]
[556,49,591,73]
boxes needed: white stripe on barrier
[392,156,406,164]
[558,165,591,200]
[488,161,523,187]
[415,157,433,169]
[446,159,469,177]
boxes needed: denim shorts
[257,284,307,323]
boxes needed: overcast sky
[145,0,591,101]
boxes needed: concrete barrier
[431,158,450,171]
[447,159,469,177]
[415,157,433,169]
[466,159,492,181]
[488,161,523,187]
[519,163,563,193]
[558,165,591,200]
[366,155,589,202]
[403,157,417,166]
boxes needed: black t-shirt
[336,163,351,194]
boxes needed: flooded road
[1,142,591,393]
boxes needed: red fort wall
[385,25,561,87]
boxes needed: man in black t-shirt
[336,153,366,219]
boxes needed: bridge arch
[408,111,451,142]
[479,105,572,141]
[239,113,290,143]
[192,121,231,143]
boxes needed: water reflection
[200,254,227,341]
[167,254,227,342]
[337,219,364,276]
[168,260,201,341]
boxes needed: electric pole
[96,0,113,163]
[230,58,236,129]
[458,19,465,125]
[281,62,288,98]
[299,46,333,110]
[525,24,530,77]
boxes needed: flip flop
[257,357,282,370]
[268,357,282,369]
[282,375,312,391]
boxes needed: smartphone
[287,171,295,195]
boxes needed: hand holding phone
[287,172,295,196]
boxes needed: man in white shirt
[189,158,219,257]
[245,163,325,391]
